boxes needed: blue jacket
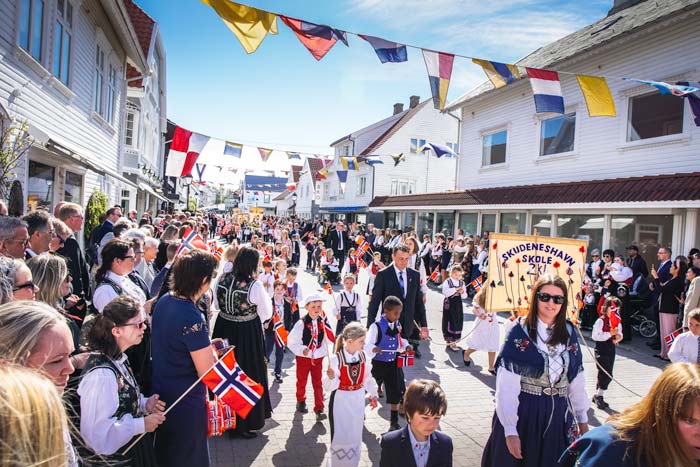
[380,425,452,467]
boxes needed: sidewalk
[210,259,665,466]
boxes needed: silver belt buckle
[543,387,554,396]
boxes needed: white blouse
[495,320,589,437]
[322,348,378,397]
[92,271,147,313]
[77,354,148,455]
[591,317,623,342]
[442,278,468,299]
[334,291,363,321]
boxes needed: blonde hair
[609,362,700,467]
[473,288,486,309]
[0,301,66,364]
[27,255,68,309]
[334,321,366,353]
[223,245,238,263]
[0,364,67,466]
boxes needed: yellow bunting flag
[472,59,521,89]
[201,0,278,54]
[340,156,359,171]
[576,75,616,117]
[258,147,273,162]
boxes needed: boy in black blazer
[380,379,453,467]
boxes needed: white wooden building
[0,0,148,213]
[294,157,327,219]
[320,96,459,225]
[369,0,700,268]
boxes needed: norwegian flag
[272,312,288,347]
[324,282,333,295]
[665,329,682,349]
[320,311,335,343]
[609,303,622,329]
[397,349,414,368]
[176,227,208,257]
[208,240,217,253]
[213,247,224,261]
[357,256,366,269]
[357,241,370,254]
[355,235,366,245]
[470,275,484,292]
[429,267,440,282]
[202,349,264,419]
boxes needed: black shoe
[463,357,472,367]
[274,374,283,383]
[316,410,327,421]
[239,430,258,439]
[593,395,609,410]
[297,402,308,413]
[389,422,400,431]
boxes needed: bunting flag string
[258,147,274,162]
[390,153,406,167]
[416,143,456,158]
[201,1,700,121]
[224,141,243,158]
[340,156,359,171]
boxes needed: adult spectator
[151,241,177,298]
[651,257,687,360]
[648,247,673,350]
[96,219,131,267]
[57,203,91,302]
[126,238,151,300]
[53,200,66,217]
[586,249,604,283]
[22,210,54,259]
[0,364,72,466]
[560,362,700,467]
[49,218,72,254]
[367,244,428,358]
[213,246,272,438]
[625,245,649,278]
[151,250,219,467]
[79,296,164,465]
[88,206,122,266]
[0,257,39,300]
[138,236,159,288]
[330,220,350,270]
[683,266,700,328]
[0,216,29,259]
[93,240,147,313]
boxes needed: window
[93,45,104,114]
[540,113,575,156]
[390,179,415,195]
[323,182,329,200]
[609,215,673,269]
[482,130,507,165]
[27,160,54,211]
[356,176,367,196]
[531,214,553,236]
[628,92,684,141]
[52,0,72,85]
[342,145,350,157]
[410,138,427,154]
[19,0,44,62]
[402,212,416,231]
[500,212,526,234]
[390,180,397,195]
[105,64,116,124]
[64,171,82,204]
[120,189,130,212]
[385,212,400,229]
[481,214,496,234]
[446,142,459,155]
[558,215,604,253]
[125,111,135,146]
[417,212,434,237]
[436,213,455,236]
[458,213,477,236]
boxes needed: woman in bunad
[482,274,589,467]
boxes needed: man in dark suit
[379,379,453,467]
[367,243,428,357]
[329,220,350,270]
[22,210,53,259]
[626,245,649,278]
[647,246,672,350]
[56,203,91,302]
[87,206,122,266]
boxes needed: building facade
[368,0,700,268]
[0,0,148,213]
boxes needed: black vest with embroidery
[301,315,325,347]
[216,274,258,321]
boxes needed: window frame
[52,0,73,86]
[626,90,685,143]
[481,127,509,167]
[538,111,577,158]
[410,137,428,154]
[18,0,46,64]
[93,43,105,115]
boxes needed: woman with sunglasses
[482,274,589,467]
[78,295,165,466]
[0,255,39,301]
[93,239,148,313]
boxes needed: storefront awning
[138,182,169,203]
[28,124,137,189]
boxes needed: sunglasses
[536,292,566,305]
[120,320,147,330]
[13,281,37,292]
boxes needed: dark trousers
[291,252,300,266]
[335,251,346,272]
[264,332,284,376]
[306,251,314,269]
[595,340,616,390]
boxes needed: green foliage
[84,189,108,243]
[188,194,197,212]
[0,119,32,201]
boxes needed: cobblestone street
[210,259,665,467]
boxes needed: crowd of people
[0,202,698,467]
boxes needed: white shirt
[334,290,363,321]
[592,317,623,342]
[93,271,147,312]
[78,354,148,455]
[364,320,408,355]
[258,271,275,297]
[495,320,589,437]
[322,348,377,396]
[442,278,467,300]
[321,256,339,272]
[288,318,328,359]
[408,254,428,294]
[669,331,700,363]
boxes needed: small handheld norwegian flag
[429,268,440,282]
[665,329,681,349]
[470,275,483,292]
[397,349,415,368]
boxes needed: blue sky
[136,0,611,156]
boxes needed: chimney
[393,103,404,115]
[608,0,646,16]
[409,95,420,109]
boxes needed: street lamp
[182,174,193,212]
[292,192,297,218]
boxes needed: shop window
[458,213,478,237]
[609,214,673,269]
[482,130,507,166]
[628,92,684,141]
[402,212,416,232]
[385,212,400,229]
[540,113,575,156]
[558,215,604,253]
[27,160,54,211]
[531,214,553,236]
[436,213,455,236]
[481,214,496,235]
[64,171,82,204]
[500,212,526,234]
[417,212,434,238]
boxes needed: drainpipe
[445,110,462,190]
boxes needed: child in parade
[379,379,453,467]
[429,234,444,284]
[285,268,303,312]
[322,248,341,285]
[669,308,700,363]
[313,241,325,274]
[463,288,500,373]
[591,296,623,409]
[274,258,287,281]
[264,280,296,383]
[335,274,362,336]
[306,236,317,271]
[341,247,359,277]
[365,296,411,431]
[323,322,378,467]
[441,265,467,351]
[291,233,302,267]
[288,293,329,421]
[259,259,275,297]
[367,252,385,299]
